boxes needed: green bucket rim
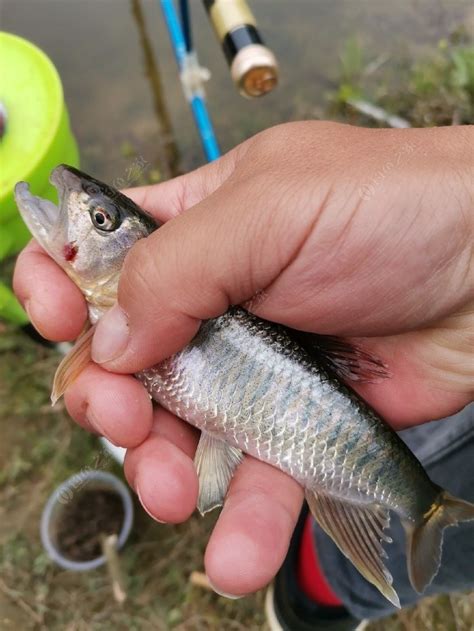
[0,31,65,209]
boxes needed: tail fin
[405,491,474,593]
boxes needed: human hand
[14,122,474,597]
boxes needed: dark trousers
[315,404,474,620]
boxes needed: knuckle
[253,121,340,156]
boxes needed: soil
[55,489,125,562]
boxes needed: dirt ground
[0,310,473,630]
[1,6,473,626]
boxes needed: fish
[15,164,474,607]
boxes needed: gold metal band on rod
[203,0,279,98]
[208,0,256,41]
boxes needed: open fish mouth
[14,165,81,253]
[49,163,83,193]
[14,182,59,241]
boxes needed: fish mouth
[50,163,83,195]
[14,164,81,254]
[14,181,60,251]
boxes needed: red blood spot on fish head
[63,242,78,262]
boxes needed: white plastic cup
[40,470,134,571]
[99,436,126,465]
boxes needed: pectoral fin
[195,432,243,515]
[51,323,95,405]
[305,489,400,608]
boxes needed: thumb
[90,168,315,373]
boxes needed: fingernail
[24,299,39,328]
[24,300,32,320]
[24,300,49,338]
[92,305,129,364]
[137,486,166,524]
[207,577,243,600]
[86,408,115,444]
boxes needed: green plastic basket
[0,32,79,324]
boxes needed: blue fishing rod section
[159,0,221,162]
[179,0,193,52]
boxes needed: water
[2,0,472,182]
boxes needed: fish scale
[18,164,474,607]
[137,308,428,511]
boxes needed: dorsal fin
[285,330,390,383]
[305,489,400,607]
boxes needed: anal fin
[51,323,95,405]
[305,489,400,608]
[195,432,243,515]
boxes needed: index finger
[12,148,241,343]
[122,143,242,221]
[13,239,87,341]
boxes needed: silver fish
[15,165,474,607]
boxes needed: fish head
[15,164,157,317]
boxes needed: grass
[330,25,474,127]
[1,21,474,630]
[1,288,473,630]
[0,322,268,630]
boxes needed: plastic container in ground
[0,32,79,324]
[40,470,134,571]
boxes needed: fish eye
[89,201,121,232]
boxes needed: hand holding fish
[14,122,474,602]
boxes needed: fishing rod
[159,0,278,162]
[132,0,181,178]
[159,0,221,161]
[202,0,278,98]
